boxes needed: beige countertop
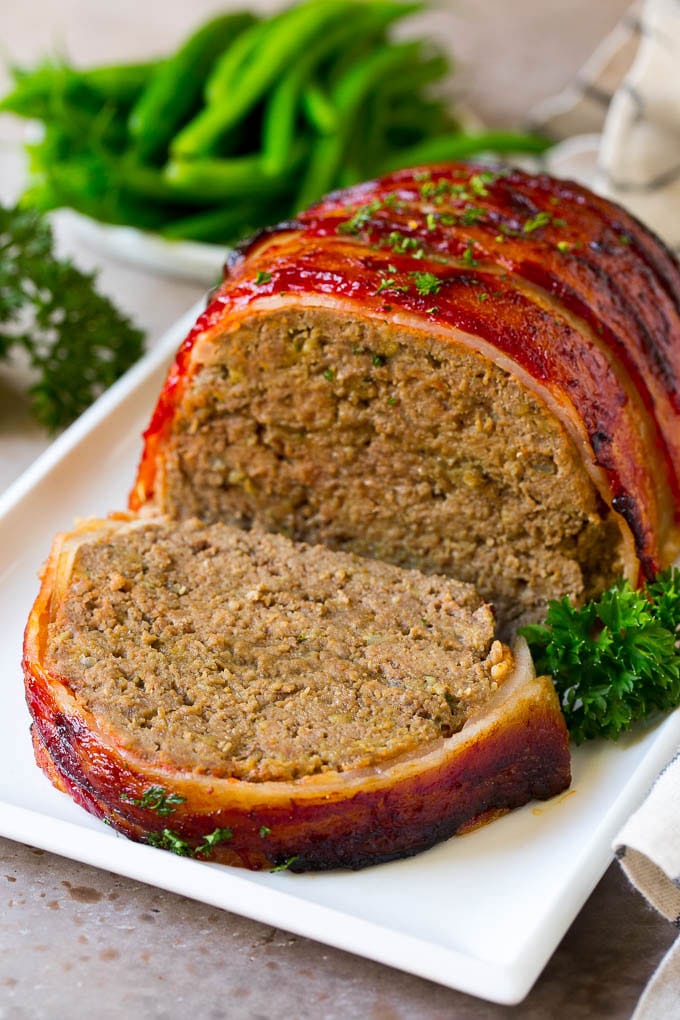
[1,1,675,1016]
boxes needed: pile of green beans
[1,1,549,245]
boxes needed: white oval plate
[65,210,231,285]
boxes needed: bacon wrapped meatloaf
[132,163,680,629]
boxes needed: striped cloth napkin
[532,2,680,1015]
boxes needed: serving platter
[1,301,679,1005]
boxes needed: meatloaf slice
[24,515,570,871]
[143,307,623,630]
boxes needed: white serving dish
[0,301,678,1005]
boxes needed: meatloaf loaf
[131,163,680,630]
[24,515,570,870]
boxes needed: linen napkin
[532,2,680,1014]
[532,0,680,254]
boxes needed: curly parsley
[0,202,144,431]
[520,568,680,743]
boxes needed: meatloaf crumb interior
[157,308,623,630]
[46,519,511,782]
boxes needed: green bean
[377,131,552,175]
[27,161,179,230]
[80,63,157,102]
[300,82,337,135]
[261,14,370,177]
[172,0,369,158]
[295,41,423,209]
[129,11,257,160]
[164,144,306,201]
[262,2,424,178]
[0,61,155,117]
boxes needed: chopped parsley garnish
[520,568,680,743]
[426,305,439,314]
[556,240,571,253]
[323,368,335,381]
[523,211,552,233]
[196,827,233,854]
[337,199,382,234]
[259,826,271,838]
[411,271,442,296]
[469,171,495,197]
[387,395,397,406]
[147,826,233,858]
[147,829,194,856]
[460,205,485,225]
[426,212,438,231]
[372,353,387,366]
[619,233,632,246]
[375,276,409,295]
[270,856,300,873]
[121,786,186,816]
[476,292,489,302]
[461,240,479,267]
[413,169,432,182]
[386,231,424,257]
[420,179,467,204]
[255,271,272,285]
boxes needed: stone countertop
[1,1,675,1016]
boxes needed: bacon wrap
[131,163,680,582]
[23,517,570,871]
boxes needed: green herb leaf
[254,270,272,285]
[259,825,271,838]
[386,231,424,258]
[146,829,194,856]
[459,205,485,225]
[461,240,479,267]
[520,569,680,743]
[0,203,144,431]
[410,271,442,296]
[522,211,552,233]
[121,785,186,816]
[469,171,497,196]
[270,855,299,873]
[337,200,382,235]
[374,278,409,295]
[196,827,233,855]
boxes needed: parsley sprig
[520,568,680,743]
[0,203,144,430]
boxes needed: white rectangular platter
[1,302,679,1005]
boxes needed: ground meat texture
[157,308,623,629]
[46,519,509,782]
